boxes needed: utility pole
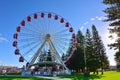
[84,37,87,70]
[100,50,103,75]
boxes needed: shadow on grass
[0,76,50,80]
[58,73,103,80]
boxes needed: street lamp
[84,37,87,70]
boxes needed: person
[84,69,90,77]
[31,71,34,76]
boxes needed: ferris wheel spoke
[54,39,69,49]
[51,19,64,33]
[37,18,47,33]
[53,33,71,37]
[47,19,50,33]
[43,18,48,33]
[19,41,40,50]
[54,39,68,49]
[48,18,58,33]
[32,18,48,34]
[54,36,71,42]
[19,33,41,38]
[23,41,41,56]
[21,26,40,34]
[37,17,47,34]
[52,24,65,34]
[54,28,69,34]
[54,37,70,45]
[54,42,65,55]
[26,22,41,34]
[18,37,41,43]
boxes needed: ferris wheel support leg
[29,40,47,66]
[48,40,69,73]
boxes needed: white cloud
[80,26,84,31]
[90,18,95,21]
[96,16,105,21]
[90,16,105,21]
[0,33,8,42]
[84,21,89,25]
[0,37,9,42]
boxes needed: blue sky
[0,0,116,67]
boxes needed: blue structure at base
[21,69,71,76]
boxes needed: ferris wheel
[13,12,77,70]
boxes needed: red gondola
[21,20,25,26]
[34,13,37,19]
[48,13,51,18]
[70,54,75,59]
[13,33,18,39]
[41,12,44,18]
[65,22,69,27]
[73,40,77,46]
[66,60,70,65]
[69,27,73,32]
[15,49,20,55]
[17,26,21,32]
[73,43,77,47]
[74,40,78,45]
[59,66,63,69]
[19,56,24,62]
[54,15,58,20]
[60,18,64,23]
[13,41,17,47]
[34,67,39,71]
[27,16,31,22]
[72,33,76,39]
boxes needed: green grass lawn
[57,71,120,80]
[0,75,51,80]
[0,71,119,80]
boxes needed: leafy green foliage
[67,26,109,73]
[67,30,85,72]
[103,0,120,70]
[85,28,97,71]
[92,25,109,71]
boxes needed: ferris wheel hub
[45,34,51,41]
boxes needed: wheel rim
[13,12,76,67]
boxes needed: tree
[92,25,109,74]
[76,30,85,71]
[103,0,120,70]
[92,25,101,70]
[85,29,96,72]
[66,30,85,72]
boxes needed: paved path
[36,76,71,80]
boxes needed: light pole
[84,37,87,70]
[100,50,103,75]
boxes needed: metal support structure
[29,34,68,73]
[48,39,68,71]
[29,40,46,65]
